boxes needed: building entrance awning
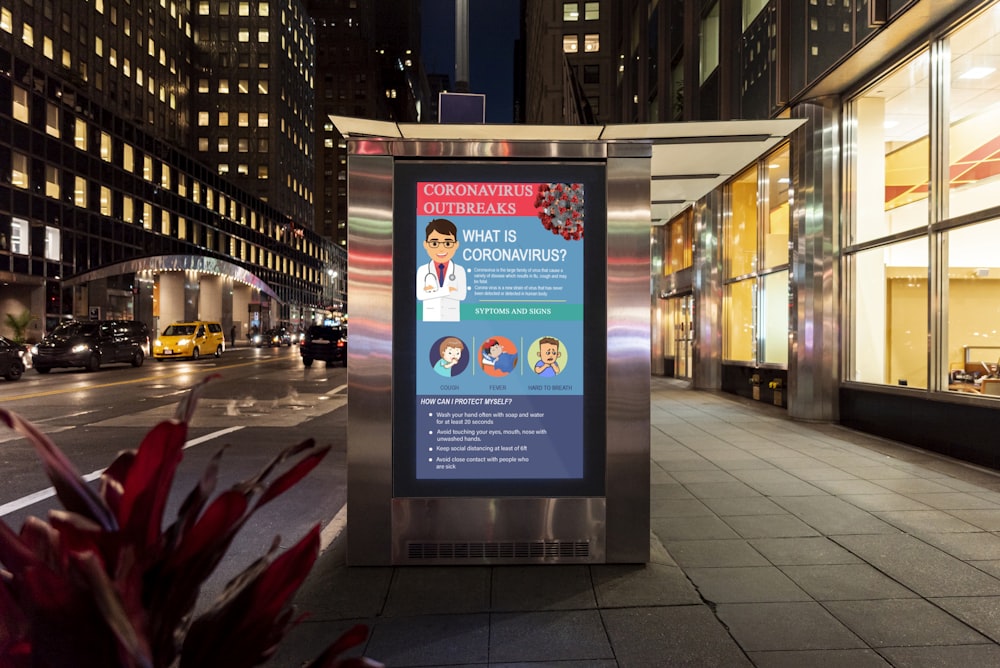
[329,116,805,223]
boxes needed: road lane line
[0,356,289,403]
[325,383,347,396]
[0,425,245,517]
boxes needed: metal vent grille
[406,540,590,561]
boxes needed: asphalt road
[0,342,348,609]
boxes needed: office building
[524,0,1000,469]
[310,0,423,251]
[0,0,342,341]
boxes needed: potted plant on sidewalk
[0,376,380,668]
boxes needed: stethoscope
[424,260,456,289]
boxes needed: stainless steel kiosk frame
[337,119,802,566]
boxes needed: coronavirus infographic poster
[415,180,585,479]
[393,161,606,497]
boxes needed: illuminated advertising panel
[393,161,606,497]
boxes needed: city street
[0,343,348,608]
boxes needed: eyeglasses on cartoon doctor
[417,218,468,322]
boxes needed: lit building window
[43,36,53,59]
[219,80,229,94]
[10,219,27,255]
[13,85,28,122]
[238,112,249,126]
[197,0,209,14]
[74,119,88,150]
[143,203,153,230]
[44,227,60,261]
[45,165,59,198]
[238,79,249,93]
[46,104,59,137]
[258,112,269,127]
[239,2,250,16]
[74,176,87,207]
[563,35,578,53]
[584,33,600,52]
[219,138,229,152]
[258,29,269,42]
[11,152,28,189]
[62,49,71,68]
[238,29,250,42]
[198,111,209,126]
[95,36,103,57]
[109,47,117,68]
[100,186,112,215]
[260,2,269,16]
[238,138,250,152]
[144,156,153,181]
[123,144,134,171]
[198,79,209,93]
[237,164,249,175]
[219,111,229,126]
[258,80,268,94]
[563,3,578,21]
[161,165,171,189]
[22,22,33,48]
[100,132,111,161]
[161,210,170,235]
[1,8,11,33]
[258,165,269,179]
[219,163,230,174]
[585,2,599,20]
[123,196,134,223]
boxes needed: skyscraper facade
[0,0,340,339]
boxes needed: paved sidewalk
[271,377,1000,667]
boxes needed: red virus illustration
[534,183,584,240]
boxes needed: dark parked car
[0,335,28,381]
[300,325,347,367]
[254,327,292,347]
[31,320,149,373]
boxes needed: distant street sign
[439,92,486,124]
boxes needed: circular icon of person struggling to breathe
[429,336,469,378]
[529,336,566,377]
[479,336,518,377]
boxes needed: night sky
[421,0,521,123]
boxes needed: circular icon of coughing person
[429,336,469,377]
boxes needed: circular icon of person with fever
[479,336,518,377]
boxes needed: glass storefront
[722,143,790,367]
[845,3,1000,397]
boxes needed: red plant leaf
[117,420,187,550]
[302,624,381,668]
[0,409,116,531]
[169,489,247,566]
[162,447,224,553]
[254,444,330,510]
[173,373,219,423]
[179,527,320,667]
[100,450,136,518]
[0,521,37,576]
[74,551,153,668]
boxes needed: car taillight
[337,341,345,348]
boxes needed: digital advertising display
[393,161,607,498]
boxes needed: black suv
[31,320,150,373]
[300,325,347,367]
[0,335,28,381]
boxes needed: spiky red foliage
[0,377,381,668]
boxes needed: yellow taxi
[153,321,225,360]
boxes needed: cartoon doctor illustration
[417,218,467,321]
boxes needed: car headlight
[178,338,191,346]
[154,338,162,346]
[29,345,38,356]
[71,344,89,354]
